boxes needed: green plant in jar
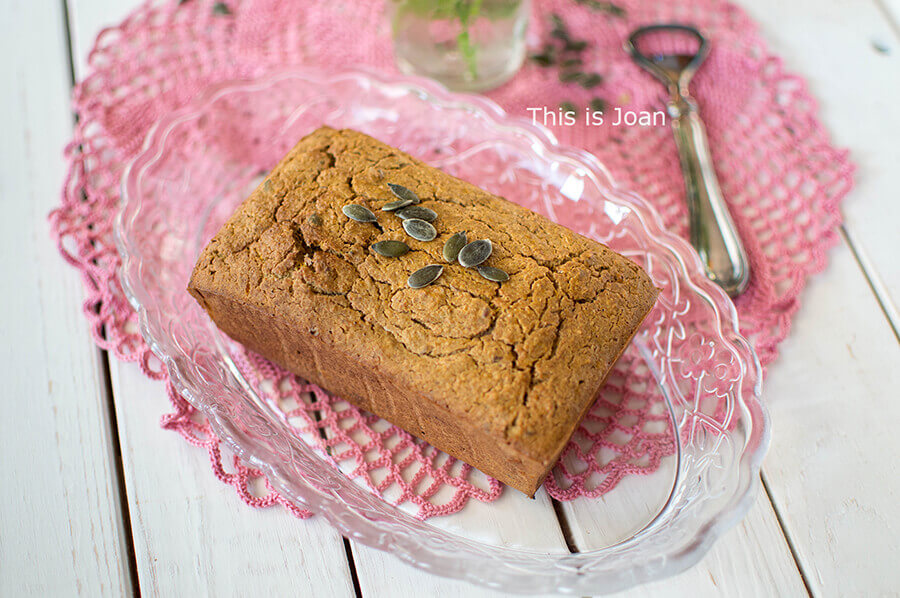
[390,0,530,92]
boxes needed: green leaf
[457,30,477,79]
[573,0,626,17]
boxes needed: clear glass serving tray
[116,68,767,594]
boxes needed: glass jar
[389,0,531,92]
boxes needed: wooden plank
[559,249,900,598]
[66,0,134,76]
[878,0,900,30]
[350,475,805,598]
[559,459,677,550]
[737,3,900,593]
[107,361,358,597]
[608,485,808,597]
[349,488,569,598]
[754,242,900,594]
[742,0,900,331]
[558,435,806,596]
[0,0,132,595]
[546,2,900,578]
[66,1,359,595]
[320,384,571,595]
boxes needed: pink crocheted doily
[52,0,852,519]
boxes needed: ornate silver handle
[626,24,751,297]
[670,97,750,296]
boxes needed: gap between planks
[874,0,900,36]
[60,0,142,592]
[760,473,814,597]
[841,227,900,344]
[1,0,133,592]
[98,355,142,597]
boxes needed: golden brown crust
[188,127,658,495]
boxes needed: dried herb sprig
[212,2,231,15]
[531,13,609,116]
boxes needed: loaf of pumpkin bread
[188,127,658,496]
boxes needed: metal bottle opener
[626,24,750,296]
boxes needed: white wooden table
[3,1,899,595]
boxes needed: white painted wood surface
[62,1,361,595]
[349,489,569,598]
[758,244,900,595]
[107,361,358,597]
[743,0,900,331]
[607,487,809,598]
[560,464,808,596]
[1,1,131,595]
[3,0,900,596]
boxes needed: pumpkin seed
[458,239,492,268]
[382,198,414,212]
[387,183,420,204]
[342,204,377,223]
[397,206,437,222]
[371,240,410,258]
[402,218,437,242]
[408,264,444,289]
[477,265,509,282]
[442,231,467,263]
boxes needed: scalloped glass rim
[115,67,768,594]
